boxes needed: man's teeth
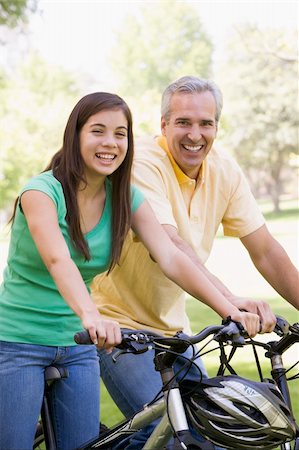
[95,153,115,160]
[183,145,203,152]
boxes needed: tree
[220,26,298,212]
[0,0,39,75]
[0,52,80,211]
[0,0,37,27]
[109,0,213,134]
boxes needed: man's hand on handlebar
[230,310,261,338]
[227,296,276,334]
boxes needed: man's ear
[161,116,166,136]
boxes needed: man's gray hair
[161,76,223,123]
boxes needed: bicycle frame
[35,318,299,450]
[82,398,168,449]
[36,359,198,450]
[81,347,203,449]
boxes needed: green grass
[263,207,299,222]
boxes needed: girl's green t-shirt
[0,171,144,346]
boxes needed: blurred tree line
[220,26,298,213]
[0,0,298,214]
[0,0,37,27]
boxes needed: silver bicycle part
[143,384,190,449]
[167,387,189,431]
[91,399,165,448]
[143,413,172,450]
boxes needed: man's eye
[177,120,189,126]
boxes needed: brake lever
[112,349,132,362]
[112,341,152,362]
[214,320,245,346]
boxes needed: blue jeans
[99,345,220,449]
[0,341,100,450]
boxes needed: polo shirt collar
[157,135,205,185]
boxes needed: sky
[25,0,298,90]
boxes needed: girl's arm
[132,200,260,337]
[21,190,121,349]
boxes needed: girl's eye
[116,133,126,138]
[92,129,103,134]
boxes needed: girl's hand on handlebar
[230,311,260,337]
[82,314,122,353]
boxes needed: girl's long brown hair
[12,92,134,273]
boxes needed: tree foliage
[0,53,80,210]
[109,0,213,134]
[0,0,37,27]
[220,26,298,212]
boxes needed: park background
[0,0,298,432]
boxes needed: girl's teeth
[96,153,115,159]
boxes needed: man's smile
[182,144,204,152]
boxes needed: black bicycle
[34,316,299,450]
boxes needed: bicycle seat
[44,365,69,382]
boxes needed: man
[92,76,299,448]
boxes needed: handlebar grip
[73,329,141,348]
[74,330,93,344]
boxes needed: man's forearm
[250,244,299,310]
[241,226,299,310]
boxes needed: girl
[0,92,259,449]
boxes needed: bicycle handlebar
[74,321,239,346]
[74,315,296,354]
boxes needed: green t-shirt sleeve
[131,184,145,213]
[19,172,66,219]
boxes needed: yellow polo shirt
[91,136,265,336]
